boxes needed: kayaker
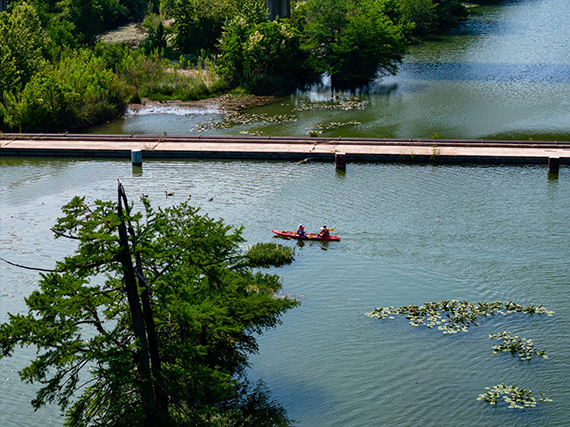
[318,225,330,238]
[296,224,306,237]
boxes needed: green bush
[302,0,407,88]
[218,1,308,95]
[173,0,239,53]
[0,2,46,100]
[1,73,80,132]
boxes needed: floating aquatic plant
[365,300,554,334]
[477,383,552,409]
[239,130,264,136]
[292,96,369,112]
[306,121,362,135]
[192,112,297,132]
[489,331,547,361]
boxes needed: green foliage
[477,384,552,409]
[489,331,548,361]
[140,21,168,55]
[302,0,407,88]
[0,2,46,99]
[217,0,311,94]
[1,72,80,132]
[56,0,104,45]
[0,187,298,426]
[1,48,126,132]
[1,41,227,131]
[400,0,437,38]
[159,0,177,17]
[246,243,295,268]
[218,15,306,94]
[173,0,239,53]
[434,0,468,31]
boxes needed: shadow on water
[400,62,570,84]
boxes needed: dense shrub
[302,0,407,88]
[216,0,312,94]
[173,0,239,53]
[1,73,80,132]
[0,2,46,99]
[218,14,307,94]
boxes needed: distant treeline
[0,0,468,133]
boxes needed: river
[1,158,570,426]
[90,0,570,141]
[2,1,570,426]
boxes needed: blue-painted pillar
[267,0,290,20]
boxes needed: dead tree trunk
[117,183,156,410]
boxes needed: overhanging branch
[0,256,61,272]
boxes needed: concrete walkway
[1,133,570,165]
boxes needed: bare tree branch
[0,256,61,272]
[51,228,81,240]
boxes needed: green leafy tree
[302,0,406,88]
[57,0,104,45]
[399,0,437,38]
[433,0,468,31]
[173,0,240,53]
[1,47,126,132]
[140,21,168,55]
[218,1,308,95]
[0,184,297,426]
[0,72,80,132]
[0,2,45,98]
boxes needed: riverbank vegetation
[0,0,468,132]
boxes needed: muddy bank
[128,94,281,116]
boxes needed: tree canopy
[0,183,298,426]
[301,0,407,88]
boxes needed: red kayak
[271,230,341,241]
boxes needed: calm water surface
[91,0,570,141]
[1,158,569,426]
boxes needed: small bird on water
[165,191,174,197]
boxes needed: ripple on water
[1,158,570,427]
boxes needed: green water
[1,157,569,426]
[91,0,570,141]
[3,1,570,425]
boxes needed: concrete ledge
[1,133,570,165]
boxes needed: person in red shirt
[318,225,330,238]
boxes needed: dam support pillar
[267,0,290,20]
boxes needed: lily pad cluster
[239,130,264,136]
[306,121,362,135]
[365,300,553,334]
[476,383,552,409]
[192,112,297,131]
[489,331,548,361]
[367,300,554,409]
[292,96,369,112]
